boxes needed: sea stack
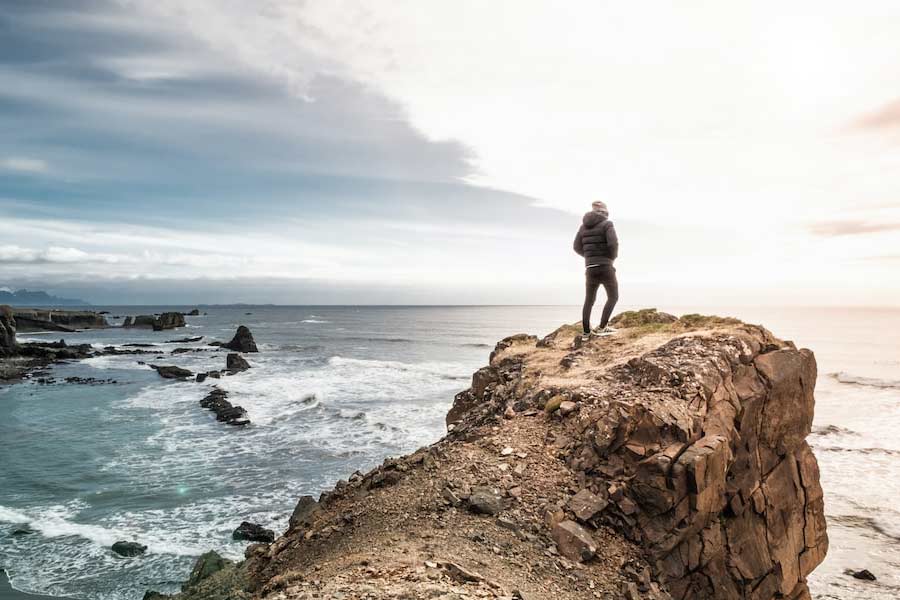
[221,326,258,353]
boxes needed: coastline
[0,571,62,600]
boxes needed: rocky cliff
[0,305,17,356]
[155,312,827,600]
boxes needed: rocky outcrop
[124,312,186,330]
[199,388,249,426]
[226,353,251,372]
[217,326,258,353]
[153,312,826,600]
[445,313,827,599]
[0,305,16,356]
[12,308,109,332]
[150,364,193,379]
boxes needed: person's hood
[582,211,607,227]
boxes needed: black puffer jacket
[573,211,618,266]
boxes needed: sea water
[0,306,897,599]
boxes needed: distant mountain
[0,289,90,306]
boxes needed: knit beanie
[591,201,608,216]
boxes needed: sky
[1,0,899,306]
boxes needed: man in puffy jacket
[573,200,619,341]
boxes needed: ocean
[0,305,897,599]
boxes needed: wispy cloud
[1,157,48,173]
[853,98,900,131]
[808,220,900,237]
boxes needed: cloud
[808,220,900,237]
[0,245,130,264]
[1,157,48,173]
[852,99,900,131]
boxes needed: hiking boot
[593,326,617,337]
[580,332,592,342]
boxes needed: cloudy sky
[1,1,898,305]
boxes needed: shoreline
[0,571,63,600]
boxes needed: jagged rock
[196,372,208,383]
[184,551,233,589]
[199,388,249,426]
[0,305,17,356]
[150,364,193,379]
[222,326,258,353]
[226,353,251,372]
[467,486,504,515]
[552,520,597,562]
[567,489,608,522]
[111,540,147,556]
[232,521,275,543]
[187,309,201,316]
[289,495,320,530]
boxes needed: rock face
[0,305,16,356]
[446,316,828,600]
[221,326,258,353]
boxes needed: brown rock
[551,520,597,562]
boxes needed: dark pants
[583,265,618,333]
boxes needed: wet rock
[111,540,147,556]
[221,326,258,353]
[150,364,193,379]
[226,353,251,372]
[184,550,232,589]
[551,520,597,562]
[848,569,876,581]
[187,309,201,316]
[199,388,250,426]
[165,336,203,343]
[196,372,208,383]
[232,521,275,543]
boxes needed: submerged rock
[150,364,193,379]
[232,521,275,543]
[111,540,147,557]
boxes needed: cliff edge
[161,311,827,600]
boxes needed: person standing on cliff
[573,200,619,342]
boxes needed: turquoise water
[0,306,897,599]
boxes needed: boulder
[0,305,16,356]
[567,489,608,522]
[111,540,147,556]
[222,326,258,353]
[467,486,504,515]
[124,315,157,328]
[226,353,251,372]
[552,520,597,562]
[232,521,275,543]
[150,364,193,379]
[187,309,201,316]
[184,550,233,589]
